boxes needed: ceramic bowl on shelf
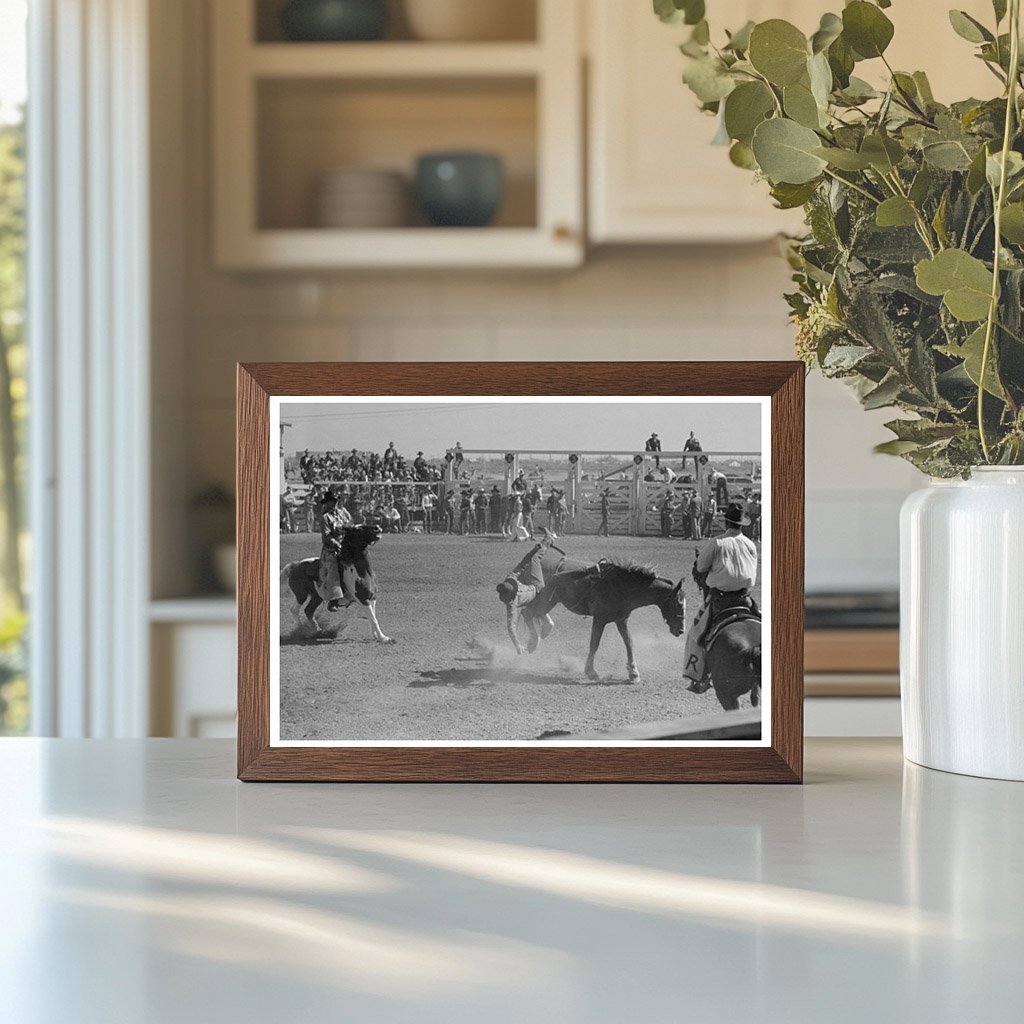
[403,0,534,42]
[281,0,388,42]
[414,152,504,227]
[315,167,407,229]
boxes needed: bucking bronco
[497,529,686,682]
[281,522,394,643]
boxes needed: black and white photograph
[270,397,770,746]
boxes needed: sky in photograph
[281,400,762,458]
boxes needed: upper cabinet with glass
[212,0,583,268]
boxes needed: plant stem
[979,0,1021,462]
[822,167,880,205]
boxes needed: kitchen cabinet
[211,0,583,269]
[587,0,998,244]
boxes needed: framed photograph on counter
[236,362,804,782]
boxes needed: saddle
[701,589,761,651]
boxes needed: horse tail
[746,644,761,678]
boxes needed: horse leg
[585,617,608,681]
[305,592,324,633]
[750,682,760,708]
[614,618,640,683]
[716,691,740,711]
[365,599,394,645]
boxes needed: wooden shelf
[212,0,583,269]
[249,42,544,79]
[218,227,580,270]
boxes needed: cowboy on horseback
[319,489,352,612]
[682,501,760,693]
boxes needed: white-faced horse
[281,522,394,643]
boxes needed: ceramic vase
[900,467,1024,781]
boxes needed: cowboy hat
[724,502,751,527]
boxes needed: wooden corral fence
[452,448,761,537]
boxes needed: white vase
[900,467,1024,780]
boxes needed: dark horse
[499,555,687,682]
[702,617,761,710]
[280,522,394,643]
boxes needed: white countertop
[1,738,1020,1023]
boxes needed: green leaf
[729,140,757,169]
[807,51,833,108]
[913,71,935,104]
[784,80,824,129]
[948,10,994,44]
[1000,203,1024,245]
[814,146,872,170]
[884,418,963,443]
[723,81,775,144]
[862,374,903,409]
[922,141,972,171]
[837,76,879,104]
[842,1,895,59]
[682,57,736,104]
[748,20,809,86]
[827,35,855,88]
[860,133,904,173]
[653,0,705,25]
[876,197,918,228]
[724,20,755,53]
[909,164,933,205]
[938,325,1005,398]
[874,439,922,455]
[986,150,1024,191]
[751,118,828,184]
[915,249,994,322]
[691,18,710,45]
[993,0,1008,24]
[770,180,820,209]
[810,12,843,54]
[967,144,991,194]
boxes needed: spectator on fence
[645,431,662,468]
[476,488,489,534]
[659,464,676,484]
[683,431,703,475]
[413,451,428,481]
[383,441,397,471]
[453,441,464,474]
[708,467,729,507]
[597,489,610,537]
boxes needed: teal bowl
[281,0,388,42]
[415,153,505,228]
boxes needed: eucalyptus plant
[657,0,1024,475]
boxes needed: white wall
[153,0,920,598]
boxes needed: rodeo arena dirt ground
[279,531,762,742]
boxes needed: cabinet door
[588,0,994,244]
[587,0,807,243]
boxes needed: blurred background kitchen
[0,0,997,740]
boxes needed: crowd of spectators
[281,438,760,543]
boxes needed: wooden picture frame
[237,362,804,782]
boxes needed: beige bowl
[403,0,535,41]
